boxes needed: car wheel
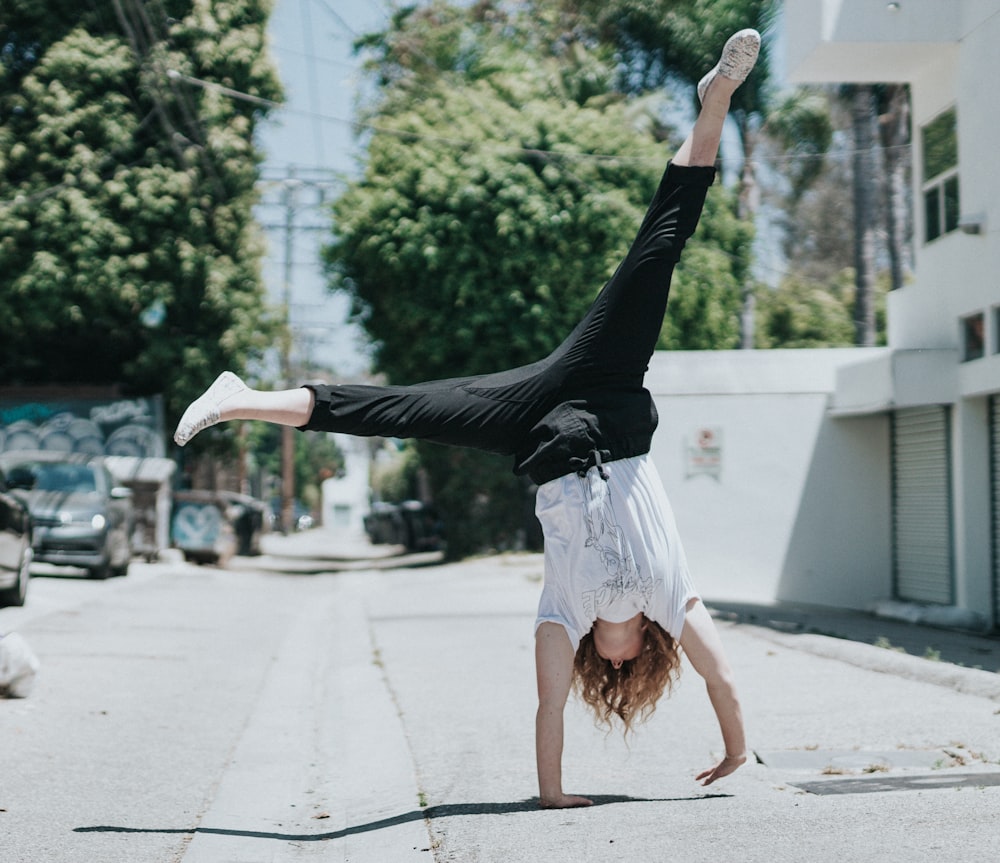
[0,544,31,608]
[112,560,130,578]
[88,560,111,580]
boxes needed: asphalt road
[2,535,999,863]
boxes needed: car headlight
[55,511,106,529]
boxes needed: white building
[647,1,1000,632]
[320,433,371,533]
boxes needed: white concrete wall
[646,349,890,609]
[321,434,371,532]
[785,0,959,83]
[952,397,993,616]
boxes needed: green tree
[755,270,888,349]
[0,0,282,430]
[326,1,751,556]
[761,84,901,348]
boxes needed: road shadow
[75,793,731,842]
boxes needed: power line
[168,68,913,169]
[309,0,362,39]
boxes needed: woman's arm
[534,622,593,808]
[678,599,748,785]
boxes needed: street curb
[735,623,1000,702]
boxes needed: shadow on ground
[74,793,732,843]
[707,600,999,673]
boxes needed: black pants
[304,161,716,481]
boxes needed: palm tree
[879,84,913,293]
[849,83,879,347]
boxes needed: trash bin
[171,490,237,565]
[104,456,176,563]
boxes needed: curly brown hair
[572,617,682,735]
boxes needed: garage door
[992,396,1000,630]
[892,406,954,605]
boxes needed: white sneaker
[697,29,761,104]
[173,371,248,446]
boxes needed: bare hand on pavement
[696,752,748,786]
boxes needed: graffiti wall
[0,393,165,459]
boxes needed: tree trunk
[737,113,759,349]
[851,85,878,346]
[879,84,912,292]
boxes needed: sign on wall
[685,426,723,480]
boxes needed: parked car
[363,500,444,552]
[0,466,33,607]
[0,452,133,580]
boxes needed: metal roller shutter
[991,396,1000,630]
[891,406,954,605]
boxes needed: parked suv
[0,452,133,580]
[0,465,33,607]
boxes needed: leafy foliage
[326,1,753,555]
[0,0,282,431]
[660,189,752,350]
[755,270,888,349]
[764,88,834,199]
[330,86,673,382]
[561,0,778,110]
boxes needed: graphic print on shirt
[579,471,654,619]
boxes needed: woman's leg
[173,370,515,452]
[674,75,741,168]
[538,28,761,384]
[175,31,760,450]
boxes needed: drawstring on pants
[573,448,610,481]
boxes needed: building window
[922,108,959,243]
[961,312,984,362]
[994,306,1000,354]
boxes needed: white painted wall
[785,0,959,83]
[952,397,993,614]
[646,349,890,609]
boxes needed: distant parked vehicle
[0,452,133,580]
[0,465,33,607]
[363,501,443,552]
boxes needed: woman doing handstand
[175,29,761,810]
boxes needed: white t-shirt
[534,454,698,652]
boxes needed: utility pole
[280,172,300,534]
[260,167,340,533]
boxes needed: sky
[254,0,391,379]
